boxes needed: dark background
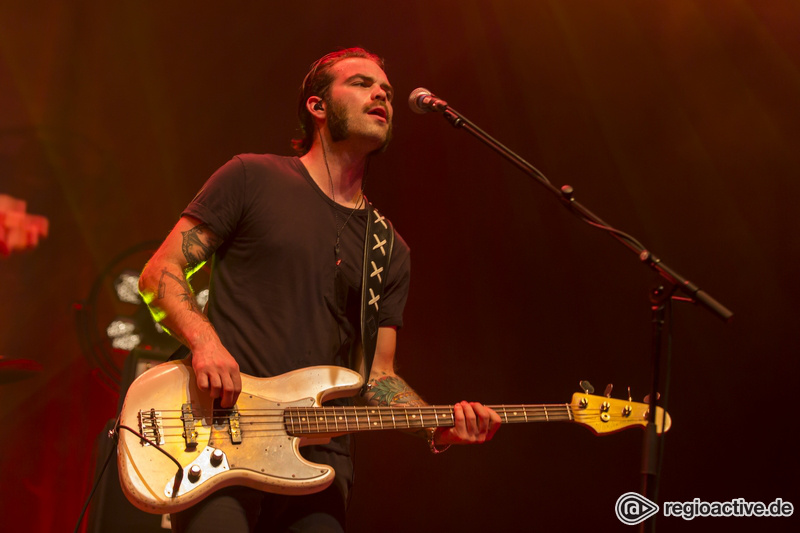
[1,1,797,532]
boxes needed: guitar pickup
[228,406,242,444]
[181,403,198,448]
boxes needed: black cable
[73,427,116,533]
[73,420,184,533]
[117,424,184,473]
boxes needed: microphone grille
[408,87,431,114]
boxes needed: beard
[326,98,393,153]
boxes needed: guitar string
[137,410,645,438]
[146,403,581,416]
[149,408,605,424]
[148,410,608,420]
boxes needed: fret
[390,407,397,429]
[523,406,528,423]
[353,405,360,431]
[543,405,548,422]
[323,407,329,432]
[404,408,411,430]
[418,407,425,428]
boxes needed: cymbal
[0,356,42,384]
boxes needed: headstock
[570,382,671,435]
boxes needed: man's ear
[307,97,325,116]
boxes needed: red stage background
[1,1,798,532]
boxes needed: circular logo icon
[616,492,660,526]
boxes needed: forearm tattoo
[181,223,221,270]
[157,268,208,321]
[365,375,426,407]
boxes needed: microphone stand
[430,102,733,531]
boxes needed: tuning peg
[579,380,595,394]
[643,392,661,404]
[604,383,613,398]
[627,386,632,402]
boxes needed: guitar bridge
[138,408,165,446]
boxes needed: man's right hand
[191,343,242,408]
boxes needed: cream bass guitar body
[117,359,671,514]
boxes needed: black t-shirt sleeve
[181,156,248,240]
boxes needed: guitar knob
[210,448,224,467]
[188,464,202,482]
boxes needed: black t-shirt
[183,154,410,378]
[181,154,411,490]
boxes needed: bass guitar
[117,359,671,514]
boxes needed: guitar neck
[285,404,573,436]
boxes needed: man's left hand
[435,401,501,445]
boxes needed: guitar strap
[358,201,394,392]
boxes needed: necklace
[320,135,367,266]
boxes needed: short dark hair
[291,47,385,155]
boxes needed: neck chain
[320,134,367,266]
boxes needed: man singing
[138,47,501,532]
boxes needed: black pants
[170,484,346,533]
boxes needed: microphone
[408,87,449,114]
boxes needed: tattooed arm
[138,215,242,407]
[362,327,501,446]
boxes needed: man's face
[324,57,394,152]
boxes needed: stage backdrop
[1,1,798,532]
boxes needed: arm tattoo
[181,223,221,269]
[157,268,209,321]
[365,376,425,407]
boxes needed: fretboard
[284,404,573,435]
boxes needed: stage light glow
[106,318,141,351]
[114,270,143,304]
[106,319,136,337]
[196,288,209,309]
[111,333,142,351]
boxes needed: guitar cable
[73,417,185,533]
[73,425,117,533]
